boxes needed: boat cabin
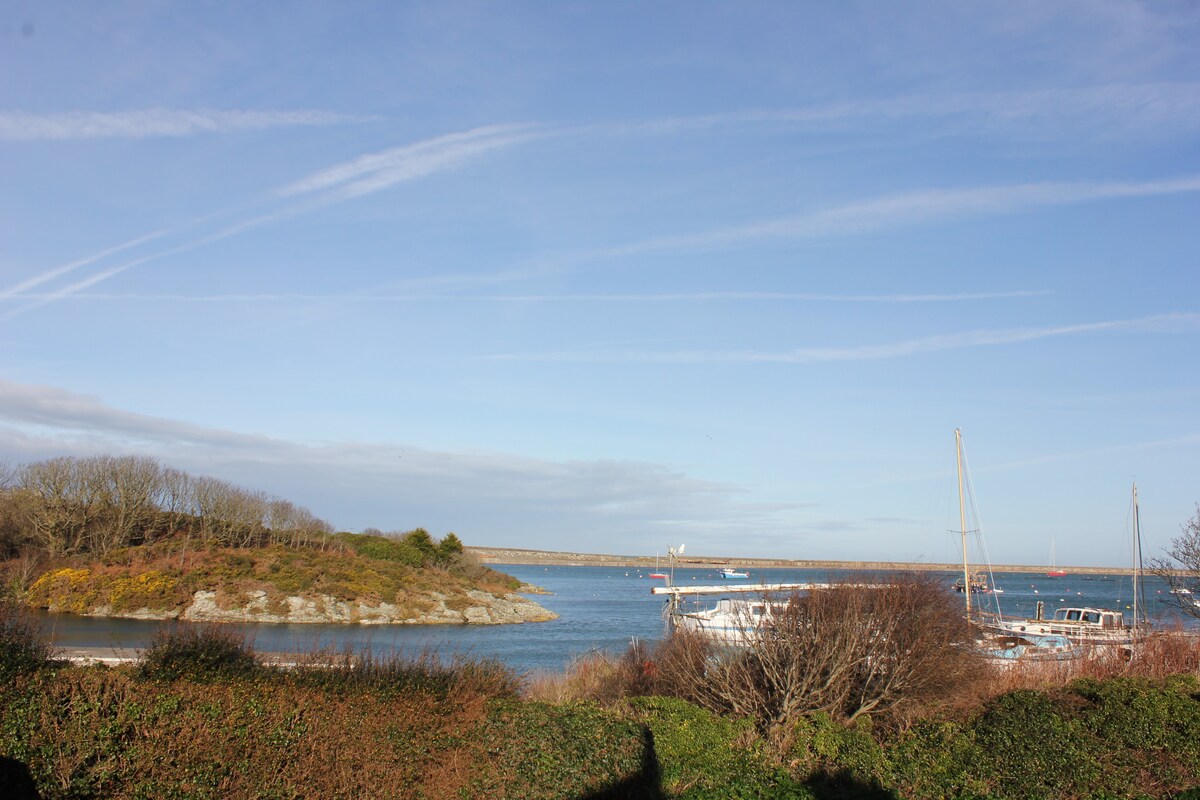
[1052,607,1125,628]
[671,597,790,644]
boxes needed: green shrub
[334,531,424,567]
[1070,675,1200,792]
[790,712,887,789]
[882,718,988,800]
[625,696,810,799]
[437,532,464,561]
[1072,676,1200,755]
[139,623,260,682]
[470,700,662,799]
[969,690,1106,799]
[401,528,437,559]
[0,601,57,680]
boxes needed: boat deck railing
[651,582,888,596]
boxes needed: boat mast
[957,428,971,620]
[1132,482,1140,631]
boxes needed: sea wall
[467,546,1122,574]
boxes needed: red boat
[1047,541,1066,577]
[649,572,667,579]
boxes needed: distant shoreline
[469,546,1126,575]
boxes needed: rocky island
[1,455,555,625]
[22,535,556,625]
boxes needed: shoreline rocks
[79,588,557,625]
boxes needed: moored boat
[982,483,1149,648]
[987,605,1136,647]
[652,581,887,645]
[670,596,786,644]
[1047,539,1067,577]
[953,571,993,594]
[979,631,1083,667]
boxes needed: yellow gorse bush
[27,567,97,614]
[108,570,177,611]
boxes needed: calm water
[35,564,1194,675]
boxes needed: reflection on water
[34,564,1194,675]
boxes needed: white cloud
[278,123,540,200]
[0,124,542,317]
[0,380,776,553]
[0,231,168,299]
[497,313,1200,364]
[606,175,1200,255]
[0,109,366,140]
[579,82,1200,140]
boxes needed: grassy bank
[4,606,1200,799]
[14,533,536,623]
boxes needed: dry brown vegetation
[978,623,1200,695]
[527,575,1200,744]
[530,573,992,745]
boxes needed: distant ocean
[36,564,1193,675]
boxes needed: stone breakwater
[467,546,1115,575]
[82,588,557,625]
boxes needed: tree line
[0,455,334,559]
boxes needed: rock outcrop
[85,588,557,625]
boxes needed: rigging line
[959,434,1004,618]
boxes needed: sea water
[33,565,1193,675]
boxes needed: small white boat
[719,567,749,579]
[652,581,890,645]
[671,596,785,645]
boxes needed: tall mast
[1132,482,1140,631]
[957,428,971,619]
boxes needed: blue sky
[2,1,1197,567]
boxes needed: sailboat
[1046,540,1067,578]
[985,483,1148,648]
[950,429,1002,621]
[949,429,1086,665]
[649,551,667,579]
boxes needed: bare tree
[8,455,334,557]
[0,485,37,557]
[19,457,90,556]
[88,455,164,554]
[1149,504,1200,618]
[654,573,985,737]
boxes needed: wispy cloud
[7,105,1198,319]
[0,230,168,300]
[605,174,1200,255]
[497,313,1200,364]
[579,82,1200,140]
[474,290,1053,303]
[0,109,367,140]
[278,123,542,200]
[0,124,542,319]
[0,289,1052,304]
